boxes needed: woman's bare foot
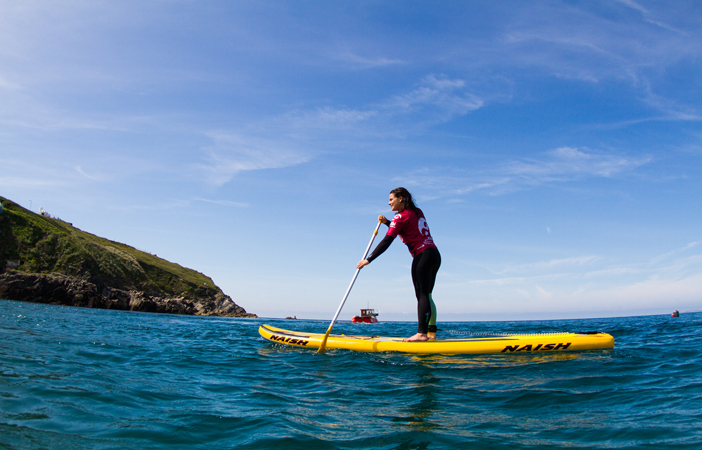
[427,332,436,340]
[403,333,428,342]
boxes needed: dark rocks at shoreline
[0,271,257,318]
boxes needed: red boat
[352,308,379,324]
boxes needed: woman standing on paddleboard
[357,188,441,342]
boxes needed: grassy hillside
[0,196,223,300]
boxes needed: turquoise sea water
[1,299,701,449]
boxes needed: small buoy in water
[672,310,680,317]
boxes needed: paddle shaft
[318,220,383,353]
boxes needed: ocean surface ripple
[1,300,701,449]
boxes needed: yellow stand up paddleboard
[259,324,614,355]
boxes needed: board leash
[443,330,512,337]
[442,330,590,337]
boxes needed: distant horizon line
[254,311,701,323]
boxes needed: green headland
[0,196,255,317]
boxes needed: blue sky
[1,1,701,321]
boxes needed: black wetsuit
[366,209,441,334]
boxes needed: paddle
[318,219,383,354]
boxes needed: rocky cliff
[0,196,256,318]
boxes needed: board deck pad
[259,324,615,355]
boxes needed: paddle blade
[317,327,333,353]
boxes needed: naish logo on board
[501,343,572,352]
[269,334,310,346]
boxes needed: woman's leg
[427,293,437,338]
[409,248,441,337]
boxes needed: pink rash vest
[387,208,437,258]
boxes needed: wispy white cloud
[470,273,569,287]
[0,175,61,190]
[651,254,702,278]
[0,150,169,194]
[396,146,651,198]
[498,146,650,191]
[648,242,700,266]
[383,75,483,117]
[507,146,651,180]
[501,29,619,83]
[197,133,312,186]
[440,241,702,317]
[565,271,702,313]
[281,74,483,134]
[582,267,641,278]
[469,252,701,290]
[639,86,702,122]
[198,75,485,185]
[334,50,405,69]
[0,76,21,90]
[193,198,249,208]
[502,2,698,75]
[469,1,702,125]
[614,0,648,16]
[614,0,683,32]
[493,255,600,275]
[0,157,71,189]
[75,165,100,181]
[281,107,378,132]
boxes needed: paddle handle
[318,220,382,353]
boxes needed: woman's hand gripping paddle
[318,219,383,354]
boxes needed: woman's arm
[357,234,396,269]
[367,235,395,262]
[357,216,395,269]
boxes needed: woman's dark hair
[390,187,418,212]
